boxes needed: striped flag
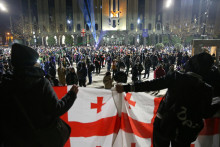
[54,87,220,147]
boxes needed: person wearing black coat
[116,52,217,147]
[143,56,151,79]
[0,44,78,147]
[78,62,88,87]
[151,54,158,70]
[94,56,101,74]
[124,55,131,76]
[66,67,78,85]
[131,63,138,83]
[116,58,125,72]
[87,61,95,85]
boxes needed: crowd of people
[0,45,197,89]
[0,43,220,147]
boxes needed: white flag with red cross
[53,87,220,147]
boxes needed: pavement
[73,63,167,97]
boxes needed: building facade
[17,0,220,46]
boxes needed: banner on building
[142,29,148,38]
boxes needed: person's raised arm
[42,78,78,117]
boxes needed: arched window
[148,23,152,30]
[130,24,134,30]
[95,24,98,30]
[86,24,90,31]
[77,24,81,31]
[157,23,161,30]
[139,23,143,30]
[60,24,63,31]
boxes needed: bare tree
[12,15,37,45]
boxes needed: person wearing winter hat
[0,43,78,146]
[11,43,39,68]
[116,52,215,147]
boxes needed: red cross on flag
[53,87,220,147]
[124,93,136,109]
[91,97,105,113]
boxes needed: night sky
[0,0,20,34]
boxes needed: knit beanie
[11,43,39,67]
[186,52,214,76]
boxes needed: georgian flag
[53,87,220,147]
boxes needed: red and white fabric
[53,87,220,147]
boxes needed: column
[125,35,128,45]
[143,37,146,46]
[83,36,87,45]
[135,35,138,46]
[74,35,77,45]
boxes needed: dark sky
[0,0,20,34]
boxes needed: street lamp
[0,2,7,12]
[165,0,172,8]
[137,19,140,24]
[67,20,71,24]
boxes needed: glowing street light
[0,2,7,12]
[165,0,172,8]
[137,19,140,24]
[67,20,71,24]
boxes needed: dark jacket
[131,64,138,81]
[0,67,77,146]
[125,71,212,117]
[123,71,213,142]
[144,58,151,69]
[87,63,95,73]
[66,72,78,85]
[78,67,87,80]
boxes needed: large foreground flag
[53,87,220,147]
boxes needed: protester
[112,59,117,77]
[94,56,101,74]
[116,52,216,147]
[131,63,139,83]
[167,64,175,75]
[151,53,158,70]
[78,62,87,87]
[124,54,131,76]
[114,71,127,83]
[154,64,166,79]
[87,60,95,85]
[0,43,78,147]
[58,63,66,86]
[66,67,78,85]
[137,62,144,80]
[103,71,113,89]
[143,56,151,78]
[106,54,112,72]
